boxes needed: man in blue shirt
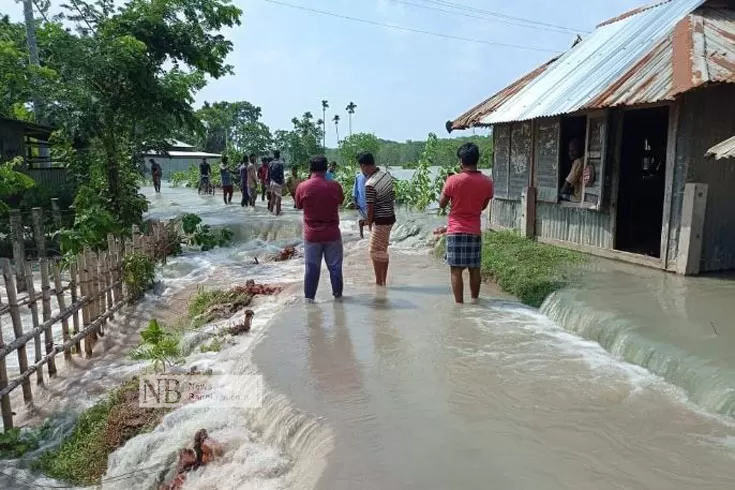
[269,150,286,216]
[352,170,367,238]
[326,161,337,181]
[220,157,234,204]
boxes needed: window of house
[492,121,531,200]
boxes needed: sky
[6,0,648,144]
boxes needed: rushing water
[2,183,734,489]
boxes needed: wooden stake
[31,208,46,259]
[53,260,72,362]
[9,210,26,292]
[23,262,44,386]
[39,259,57,376]
[0,291,14,430]
[69,262,81,355]
[1,259,33,403]
[50,198,62,230]
[78,252,93,358]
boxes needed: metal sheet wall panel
[678,85,735,272]
[490,199,521,230]
[536,202,614,249]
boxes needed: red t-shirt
[442,171,494,235]
[294,174,344,243]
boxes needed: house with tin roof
[448,0,735,275]
[142,140,222,180]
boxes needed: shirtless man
[560,139,585,202]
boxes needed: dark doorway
[559,116,587,190]
[615,107,669,257]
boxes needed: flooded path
[2,184,734,489]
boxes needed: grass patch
[0,421,53,459]
[188,287,253,328]
[481,230,584,308]
[34,377,168,486]
[200,337,224,353]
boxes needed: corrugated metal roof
[449,57,558,131]
[706,135,735,159]
[450,1,735,129]
[477,0,711,125]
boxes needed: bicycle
[198,176,214,195]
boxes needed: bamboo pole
[50,198,62,230]
[95,252,107,335]
[87,251,99,346]
[9,210,27,292]
[1,259,33,403]
[23,262,44,386]
[53,260,72,362]
[69,262,81,355]
[104,251,113,312]
[0,292,14,430]
[115,238,124,302]
[31,208,46,259]
[78,252,93,358]
[39,259,56,376]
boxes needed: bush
[130,319,182,372]
[181,213,233,251]
[0,422,52,459]
[122,252,156,301]
[188,287,252,328]
[481,231,584,307]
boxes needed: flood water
[2,182,734,489]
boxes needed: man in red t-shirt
[294,155,345,301]
[439,142,494,304]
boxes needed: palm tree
[345,102,357,136]
[321,100,329,148]
[333,114,341,144]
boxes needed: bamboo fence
[0,216,173,431]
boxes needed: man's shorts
[445,233,482,268]
[270,183,283,198]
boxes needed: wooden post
[69,262,82,355]
[0,293,14,430]
[87,251,99,345]
[676,183,708,275]
[1,259,33,403]
[24,262,44,386]
[31,207,46,259]
[53,260,72,362]
[39,259,57,376]
[50,198,62,230]
[78,252,93,358]
[114,238,124,302]
[520,187,537,239]
[9,210,26,292]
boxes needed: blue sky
[7,0,647,143]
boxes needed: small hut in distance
[448,0,735,275]
[143,140,221,180]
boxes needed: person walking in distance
[269,150,286,216]
[238,157,250,207]
[352,170,367,239]
[247,153,259,207]
[439,142,494,304]
[150,159,162,193]
[359,152,396,286]
[294,155,344,302]
[258,157,270,202]
[219,157,234,205]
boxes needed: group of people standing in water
[294,142,493,304]
[150,141,493,304]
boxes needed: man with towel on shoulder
[359,152,396,287]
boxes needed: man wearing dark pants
[294,155,345,302]
[439,142,494,304]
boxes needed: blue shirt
[269,160,285,185]
[325,171,335,181]
[220,167,233,186]
[352,172,367,212]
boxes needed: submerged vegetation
[188,287,253,328]
[480,231,585,308]
[130,319,182,373]
[34,378,168,486]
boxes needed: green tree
[34,0,242,225]
[338,133,380,167]
[275,112,323,168]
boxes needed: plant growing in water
[181,213,233,251]
[130,319,182,372]
[122,253,156,301]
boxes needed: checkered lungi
[445,233,482,268]
[369,224,393,262]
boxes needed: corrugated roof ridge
[597,0,673,28]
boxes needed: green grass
[480,230,584,308]
[34,378,168,486]
[188,288,252,328]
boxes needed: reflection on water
[256,252,735,490]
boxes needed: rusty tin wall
[490,199,522,230]
[536,203,614,249]
[676,84,735,272]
